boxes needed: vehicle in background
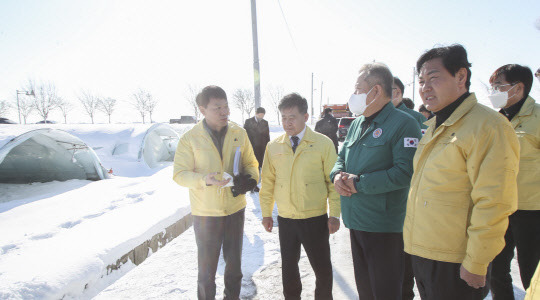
[322,104,352,119]
[170,116,197,124]
[337,117,355,141]
[36,120,57,124]
[0,118,17,124]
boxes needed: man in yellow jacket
[403,44,519,300]
[487,64,540,300]
[173,85,259,300]
[259,93,340,299]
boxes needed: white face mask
[348,87,374,115]
[488,85,516,109]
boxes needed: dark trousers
[193,208,245,300]
[491,210,540,300]
[349,230,404,300]
[278,214,333,300]
[411,255,491,300]
[402,252,415,300]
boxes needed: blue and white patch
[404,137,419,148]
[373,128,383,138]
[421,129,426,136]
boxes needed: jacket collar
[193,120,240,137]
[511,96,536,128]
[346,102,394,147]
[517,96,535,118]
[276,125,316,145]
[371,101,395,125]
[438,93,477,127]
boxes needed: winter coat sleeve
[172,133,207,189]
[241,129,260,182]
[259,144,275,217]
[323,139,340,218]
[461,122,519,275]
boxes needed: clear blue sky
[1,0,539,123]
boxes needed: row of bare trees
[1,80,158,124]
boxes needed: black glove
[231,173,257,197]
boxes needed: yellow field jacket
[259,127,340,219]
[511,96,540,210]
[173,121,259,216]
[404,93,519,275]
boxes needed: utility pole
[412,67,416,104]
[320,81,323,117]
[250,0,261,109]
[310,73,314,124]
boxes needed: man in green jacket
[393,77,428,131]
[331,62,422,299]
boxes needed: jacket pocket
[413,191,470,253]
[274,179,292,213]
[301,178,327,211]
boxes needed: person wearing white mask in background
[488,64,540,300]
[330,62,422,299]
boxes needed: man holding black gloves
[173,85,259,299]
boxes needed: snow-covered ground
[0,123,527,299]
[95,191,526,300]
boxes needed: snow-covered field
[0,123,527,299]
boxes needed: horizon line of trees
[0,79,159,124]
[1,81,290,125]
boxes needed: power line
[276,0,302,62]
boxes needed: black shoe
[253,186,260,192]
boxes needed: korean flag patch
[404,137,418,148]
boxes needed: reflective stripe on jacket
[404,93,519,276]
[511,96,540,210]
[259,126,340,219]
[173,121,259,216]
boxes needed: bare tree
[185,84,201,121]
[267,85,285,125]
[0,100,11,117]
[131,88,149,123]
[98,97,117,123]
[33,82,59,122]
[56,97,74,124]
[78,90,100,124]
[232,89,255,124]
[15,94,35,124]
[145,93,158,123]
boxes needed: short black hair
[196,85,227,108]
[393,77,405,95]
[416,44,472,90]
[278,93,308,114]
[419,104,430,113]
[359,62,394,98]
[489,64,534,98]
[323,107,332,115]
[402,98,414,109]
[256,107,266,114]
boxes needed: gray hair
[358,62,393,98]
